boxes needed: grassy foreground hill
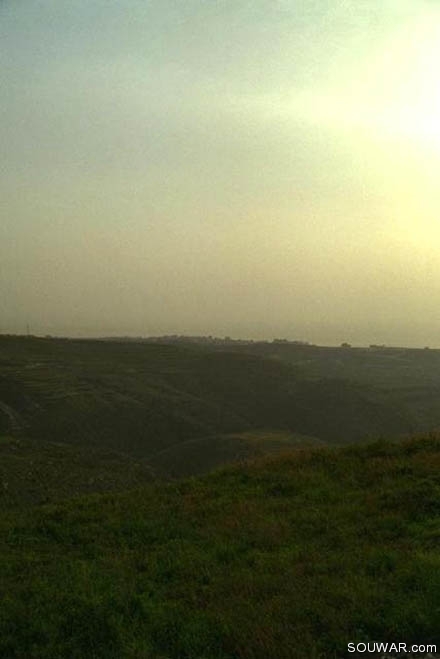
[1,436,439,658]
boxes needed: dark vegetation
[1,437,439,658]
[0,436,153,508]
[0,336,439,657]
[2,335,440,480]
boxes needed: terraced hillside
[0,336,422,479]
[244,341,440,435]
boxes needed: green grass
[1,436,439,658]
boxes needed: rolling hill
[0,335,426,480]
[1,336,439,657]
[0,436,438,658]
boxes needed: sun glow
[382,15,440,146]
[280,7,440,148]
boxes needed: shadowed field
[1,335,434,483]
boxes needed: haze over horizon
[3,1,440,347]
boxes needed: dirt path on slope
[0,401,23,434]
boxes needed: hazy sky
[2,0,440,345]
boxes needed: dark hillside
[0,436,153,507]
[0,337,416,477]
[230,341,440,436]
